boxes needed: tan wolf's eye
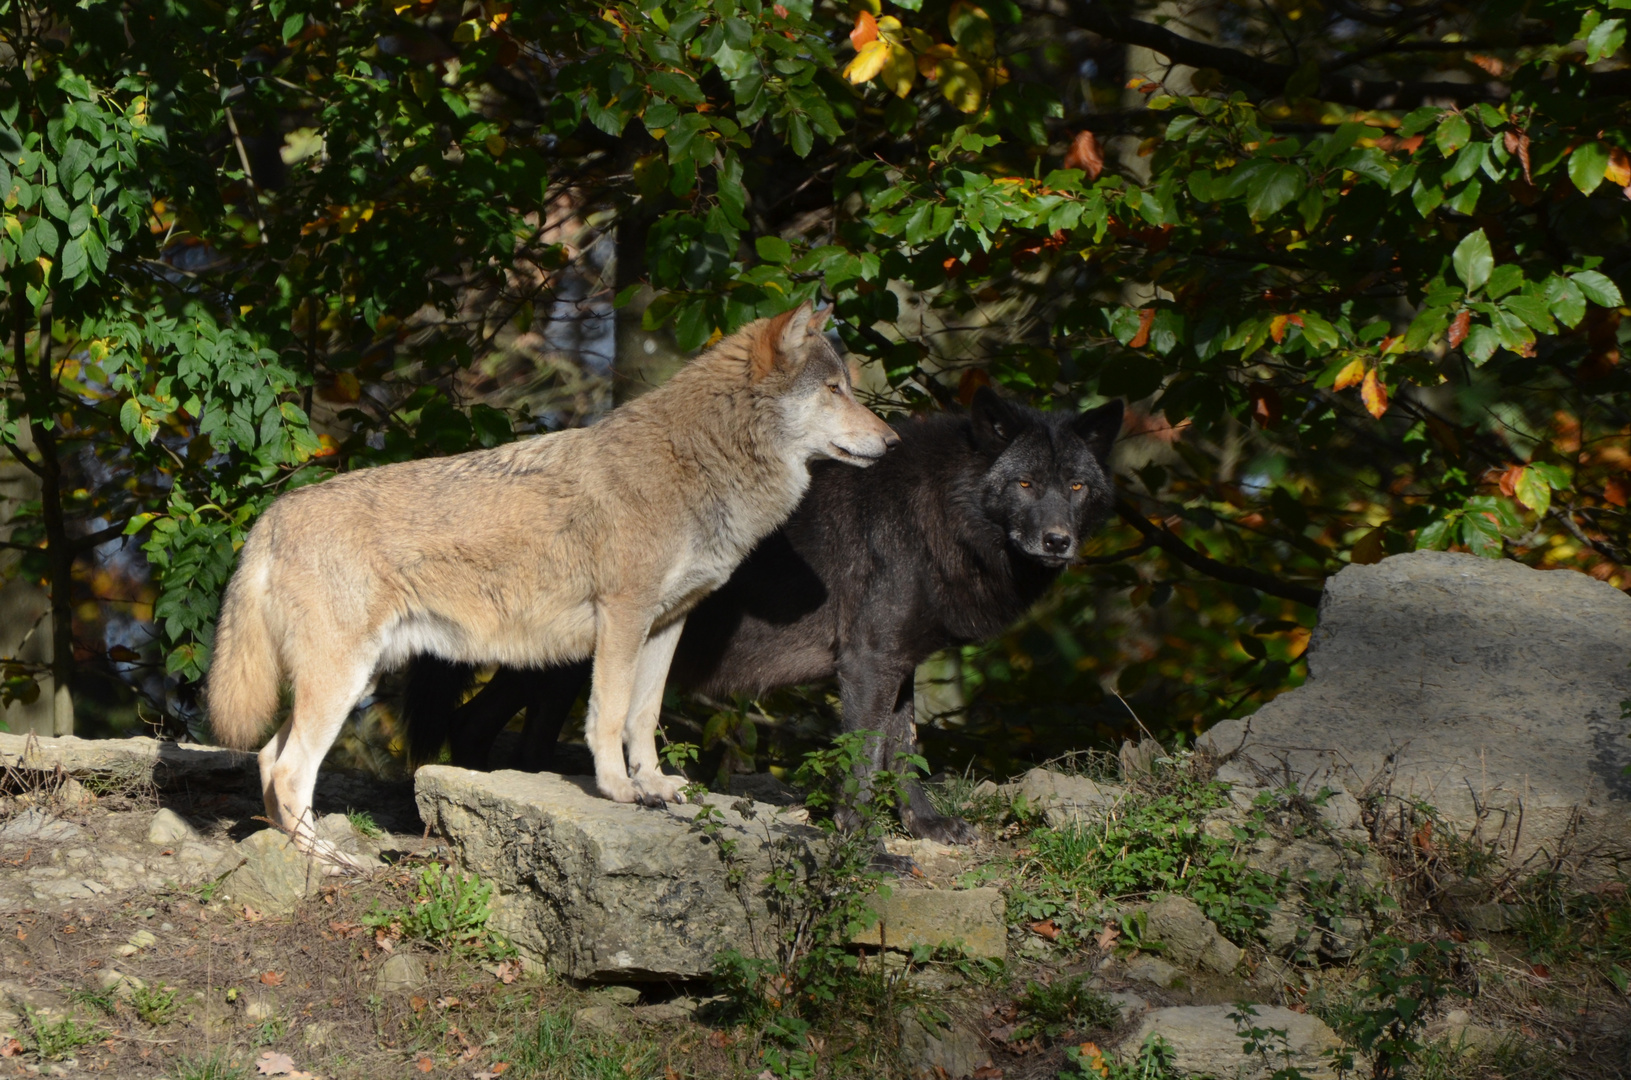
[1071,482,1084,491]
[828,383,843,394]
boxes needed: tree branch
[1059,0,1616,108]
[1115,498,1325,607]
[72,520,131,554]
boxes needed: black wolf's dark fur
[404,389,1122,842]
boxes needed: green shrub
[363,862,515,960]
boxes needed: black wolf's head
[972,388,1123,568]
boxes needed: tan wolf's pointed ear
[751,301,815,381]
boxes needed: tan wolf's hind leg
[625,616,688,805]
[263,661,375,872]
[586,605,651,805]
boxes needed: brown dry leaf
[494,959,521,984]
[417,1056,435,1073]
[973,1067,1005,1079]
[1448,309,1471,348]
[1360,369,1389,419]
[474,1066,511,1080]
[1063,130,1104,181]
[260,971,285,987]
[1094,924,1120,951]
[707,1030,734,1049]
[1504,130,1533,182]
[1028,919,1061,940]
[1413,819,1434,853]
[1249,386,1282,428]
[1127,308,1155,349]
[256,1050,297,1076]
[1606,147,1631,188]
[437,996,462,1010]
[0,1038,21,1057]
[410,995,428,1013]
[1469,54,1505,76]
[1077,1042,1110,1078]
[242,906,264,923]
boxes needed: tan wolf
[206,303,897,865]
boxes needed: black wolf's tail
[402,657,480,766]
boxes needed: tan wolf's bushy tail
[206,557,281,750]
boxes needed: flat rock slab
[1127,1005,1347,1080]
[851,887,1005,960]
[1201,552,1631,873]
[416,767,823,981]
[0,733,253,783]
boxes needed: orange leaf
[1128,308,1155,349]
[1606,147,1631,188]
[1063,130,1104,181]
[1333,358,1367,391]
[1496,465,1524,498]
[1029,919,1061,940]
[1361,369,1389,418]
[850,10,878,49]
[1398,135,1424,154]
[1413,819,1434,853]
[1605,477,1629,507]
[1269,314,1290,344]
[957,368,992,406]
[1094,924,1121,951]
[1249,385,1282,428]
[260,970,285,986]
[1448,309,1471,348]
[417,1056,434,1073]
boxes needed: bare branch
[1116,498,1325,607]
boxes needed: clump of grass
[503,1007,661,1079]
[922,767,1011,830]
[250,1016,286,1046]
[345,808,383,839]
[1505,871,1631,986]
[132,983,179,1025]
[1063,1034,1182,1080]
[1012,974,1121,1042]
[67,988,117,1017]
[363,862,515,960]
[171,1050,249,1080]
[22,1005,101,1060]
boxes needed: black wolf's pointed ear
[1073,399,1125,463]
[970,385,1022,453]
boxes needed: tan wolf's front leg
[625,615,688,805]
[586,604,650,804]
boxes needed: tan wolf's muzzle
[829,396,900,464]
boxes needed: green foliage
[503,1006,661,1080]
[169,1052,249,1080]
[1506,871,1631,984]
[1319,936,1470,1079]
[1061,1034,1183,1080]
[709,732,922,1075]
[363,862,514,960]
[1011,975,1120,1043]
[1010,769,1283,942]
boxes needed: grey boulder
[1127,1005,1349,1080]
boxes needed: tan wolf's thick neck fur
[206,303,897,865]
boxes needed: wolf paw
[597,774,641,804]
[632,770,688,806]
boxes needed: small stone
[1121,954,1183,989]
[1106,991,1148,1021]
[591,985,641,1006]
[56,778,94,807]
[850,887,1005,959]
[302,1021,335,1049]
[146,808,197,846]
[573,1005,627,1037]
[898,1013,988,1079]
[218,829,324,916]
[96,969,145,998]
[374,952,427,995]
[0,808,83,844]
[114,944,138,958]
[160,922,174,933]
[1427,1009,1501,1053]
[1012,768,1124,828]
[244,994,276,1022]
[127,929,156,950]
[1143,896,1245,975]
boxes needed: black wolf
[404,388,1122,842]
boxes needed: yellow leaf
[875,14,905,44]
[1361,368,1389,418]
[485,133,507,157]
[882,42,917,98]
[1333,357,1366,391]
[937,54,984,113]
[843,39,891,84]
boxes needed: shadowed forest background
[0,0,1627,784]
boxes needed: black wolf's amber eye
[1071,482,1084,491]
[1019,480,1031,488]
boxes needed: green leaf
[1531,462,1570,489]
[1459,508,1503,557]
[282,11,305,40]
[58,237,86,282]
[1246,163,1303,220]
[1485,264,1523,299]
[1568,142,1610,195]
[1545,276,1587,328]
[648,71,705,104]
[1416,518,1454,550]
[1435,113,1471,157]
[1451,229,1493,292]
[1463,323,1499,365]
[1585,18,1626,63]
[1572,270,1624,307]
[755,235,792,263]
[1501,293,1555,334]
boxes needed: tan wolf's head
[751,302,899,466]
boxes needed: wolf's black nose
[1043,531,1072,554]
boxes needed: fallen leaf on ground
[437,996,462,1009]
[256,1050,296,1076]
[417,1056,435,1073]
[0,1038,21,1057]
[1095,924,1121,951]
[1028,919,1060,940]
[260,970,285,986]
[474,1067,510,1080]
[494,959,521,984]
[242,905,264,922]
[973,1067,1004,1079]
